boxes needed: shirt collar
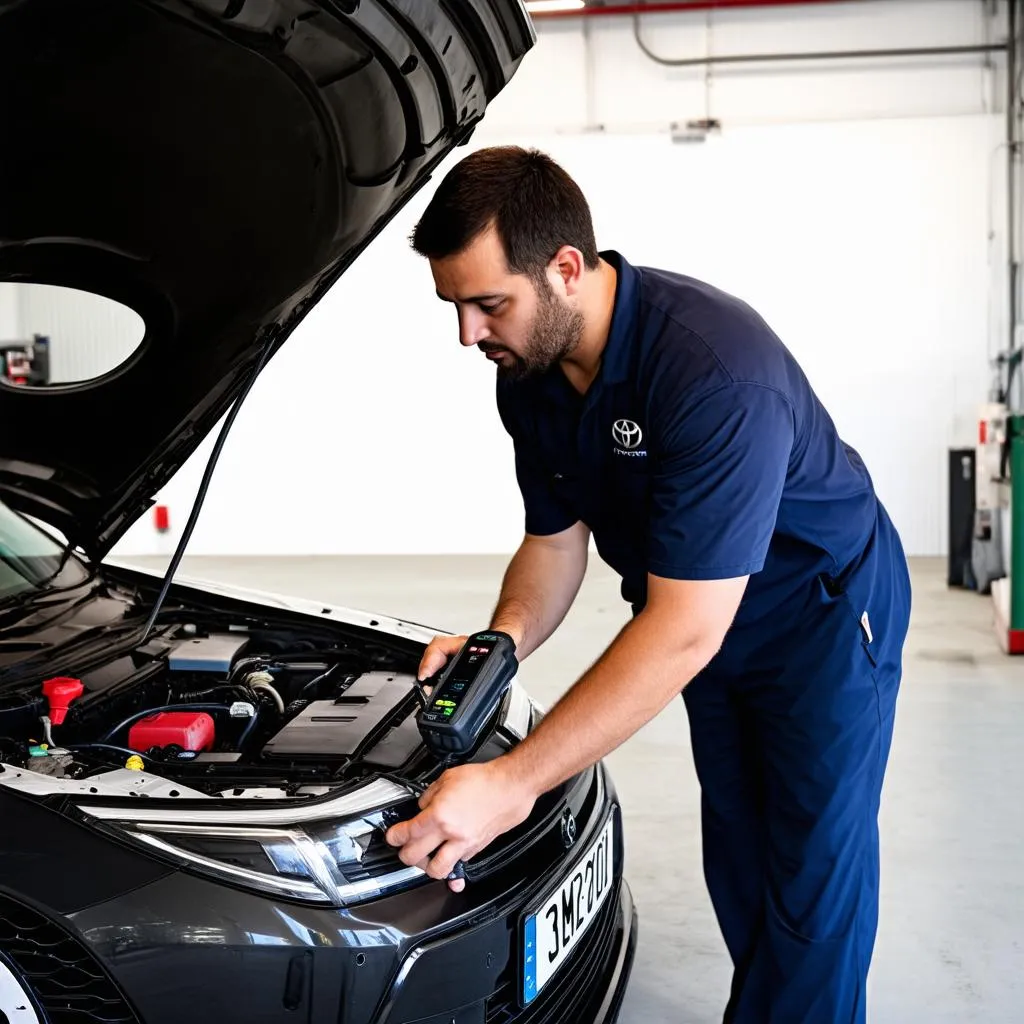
[596,250,640,387]
[504,250,640,409]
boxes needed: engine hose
[246,679,285,715]
[99,703,234,745]
[229,657,273,682]
[237,707,261,749]
[177,685,255,703]
[66,743,153,763]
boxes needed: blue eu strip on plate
[522,915,538,1005]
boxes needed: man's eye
[479,302,501,315]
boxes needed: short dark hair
[410,146,600,278]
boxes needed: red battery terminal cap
[42,677,85,726]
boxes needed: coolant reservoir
[129,711,215,752]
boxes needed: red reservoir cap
[42,677,84,725]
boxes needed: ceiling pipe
[528,0,852,19]
[531,0,1009,70]
[634,36,1007,68]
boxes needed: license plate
[521,813,616,1005]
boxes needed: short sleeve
[648,382,795,580]
[496,385,578,538]
[511,438,578,536]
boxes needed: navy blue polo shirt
[496,251,883,660]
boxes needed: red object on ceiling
[154,505,170,532]
[532,0,847,17]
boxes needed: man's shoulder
[634,264,796,395]
[636,263,749,317]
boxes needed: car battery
[129,711,216,752]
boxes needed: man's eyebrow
[436,290,505,305]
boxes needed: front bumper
[375,873,636,1024]
[0,883,635,1024]
[0,766,636,1024]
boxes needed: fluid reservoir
[129,711,216,752]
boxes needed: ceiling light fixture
[525,0,586,14]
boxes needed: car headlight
[499,680,540,741]
[76,778,424,906]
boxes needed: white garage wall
[16,284,145,383]
[0,283,18,340]
[103,0,1013,558]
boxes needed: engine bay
[0,613,478,800]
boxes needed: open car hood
[0,0,533,558]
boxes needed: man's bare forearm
[489,523,589,660]
[499,608,715,798]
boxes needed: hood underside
[0,0,533,557]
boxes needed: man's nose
[458,308,490,347]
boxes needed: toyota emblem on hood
[561,809,578,849]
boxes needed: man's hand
[385,759,537,893]
[418,634,468,682]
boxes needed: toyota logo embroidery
[612,419,643,449]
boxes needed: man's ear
[548,245,586,298]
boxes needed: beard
[482,282,585,382]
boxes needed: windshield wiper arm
[0,542,96,615]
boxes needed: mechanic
[385,145,912,1023]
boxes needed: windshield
[0,501,89,601]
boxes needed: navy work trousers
[683,511,911,1023]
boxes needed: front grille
[472,767,601,881]
[485,880,623,1024]
[0,891,139,1024]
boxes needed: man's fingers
[426,841,467,882]
[417,635,468,681]
[398,835,445,868]
[417,651,445,681]
[382,757,518,896]
[385,821,408,848]
[385,811,440,860]
[386,810,473,886]
[416,642,445,680]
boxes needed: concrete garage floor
[124,554,1024,1023]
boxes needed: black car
[0,2,636,1022]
